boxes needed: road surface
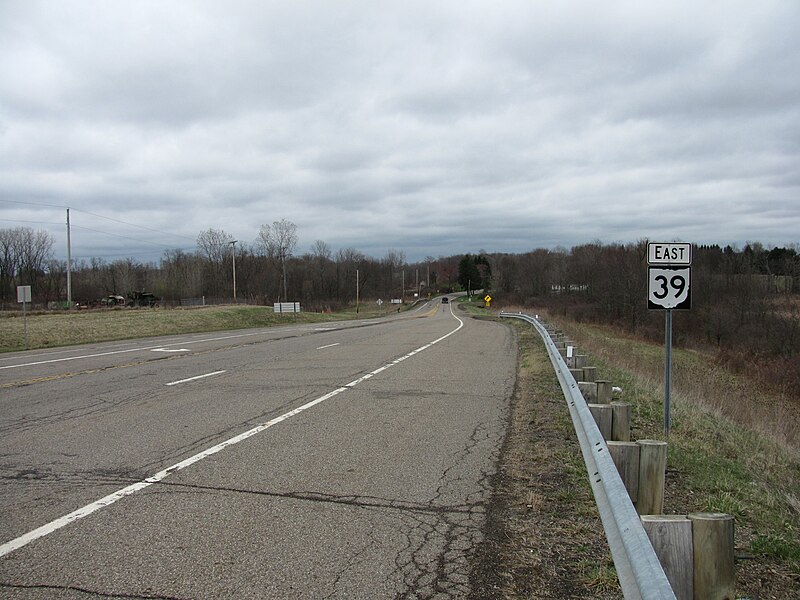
[0,300,517,599]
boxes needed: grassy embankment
[0,303,396,353]
[503,304,799,596]
[462,298,799,595]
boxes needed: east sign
[647,243,692,310]
[647,242,692,265]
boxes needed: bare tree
[197,229,234,264]
[0,227,55,302]
[257,219,298,301]
[196,228,234,297]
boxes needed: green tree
[458,254,481,292]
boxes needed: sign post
[17,285,32,350]
[647,243,692,436]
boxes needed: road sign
[648,242,691,265]
[646,243,692,436]
[17,286,31,303]
[648,266,691,310]
[484,295,492,303]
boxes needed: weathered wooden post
[588,404,612,439]
[578,381,597,402]
[582,366,597,382]
[688,513,735,600]
[637,439,668,515]
[596,379,612,404]
[569,368,583,381]
[574,354,588,368]
[641,515,694,600]
[607,441,639,502]
[611,402,631,442]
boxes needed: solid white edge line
[0,303,464,558]
[165,371,227,386]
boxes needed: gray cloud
[1,0,798,262]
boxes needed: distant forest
[3,225,798,396]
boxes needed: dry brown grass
[0,303,398,353]
[527,308,800,596]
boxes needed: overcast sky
[1,0,798,263]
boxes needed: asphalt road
[0,300,517,599]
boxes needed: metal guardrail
[500,312,677,600]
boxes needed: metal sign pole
[23,298,29,350]
[664,309,672,436]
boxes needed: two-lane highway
[0,300,517,598]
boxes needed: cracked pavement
[0,305,516,598]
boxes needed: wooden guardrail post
[569,368,583,380]
[588,404,612,439]
[607,441,639,502]
[596,379,612,404]
[688,513,735,600]
[641,515,694,600]
[578,381,597,402]
[637,440,668,514]
[582,366,597,382]
[611,402,631,441]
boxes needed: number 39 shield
[648,266,691,310]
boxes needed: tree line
[3,224,798,393]
[0,221,461,310]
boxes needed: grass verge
[537,310,800,598]
[0,303,396,352]
[470,321,619,598]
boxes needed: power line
[1,198,198,244]
[70,224,192,250]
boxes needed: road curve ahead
[0,301,517,599]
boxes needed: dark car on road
[441,297,449,303]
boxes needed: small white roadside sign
[648,242,692,265]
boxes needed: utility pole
[230,240,237,302]
[66,208,72,308]
[356,269,359,314]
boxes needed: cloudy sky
[1,0,798,263]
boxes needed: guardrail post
[582,366,597,382]
[641,515,694,600]
[608,441,639,502]
[637,440,668,515]
[611,402,631,442]
[596,379,612,404]
[578,381,597,402]
[574,354,588,368]
[688,513,735,600]
[588,403,613,439]
[569,368,584,380]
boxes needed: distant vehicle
[441,297,449,304]
[104,295,126,307]
[127,291,160,308]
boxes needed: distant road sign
[484,295,492,302]
[648,243,692,265]
[17,286,31,303]
[648,266,691,309]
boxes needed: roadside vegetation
[515,308,799,597]
[0,303,399,352]
[461,298,799,596]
